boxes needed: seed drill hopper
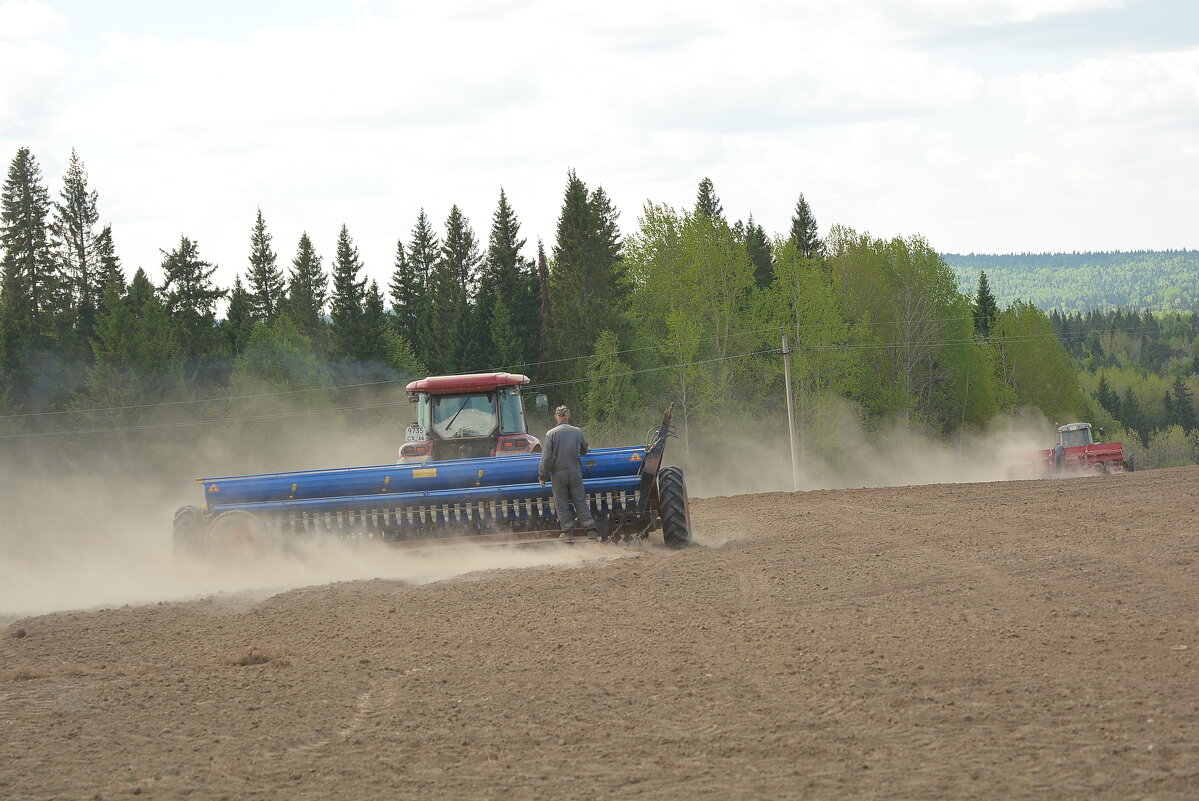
[174,402,691,559]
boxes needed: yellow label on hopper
[413,468,437,478]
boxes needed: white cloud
[0,0,65,41]
[884,0,1125,27]
[1,0,1194,285]
[1012,48,1199,126]
[0,1,67,136]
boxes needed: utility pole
[781,330,800,492]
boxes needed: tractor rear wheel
[173,505,205,558]
[657,466,693,549]
[207,510,279,560]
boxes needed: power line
[0,348,779,440]
[0,321,1175,429]
[0,399,411,440]
[0,377,405,420]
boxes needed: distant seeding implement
[1010,422,1134,479]
[173,372,693,558]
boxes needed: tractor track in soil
[1,466,1197,800]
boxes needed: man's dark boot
[586,528,599,541]
[559,531,575,544]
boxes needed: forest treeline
[1,146,1197,472]
[945,250,1199,314]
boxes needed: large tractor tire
[173,505,206,558]
[206,510,279,560]
[657,466,693,549]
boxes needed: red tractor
[397,372,543,464]
[1012,422,1134,478]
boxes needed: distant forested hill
[944,251,1199,314]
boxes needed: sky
[1,0,1196,291]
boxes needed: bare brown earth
[2,466,1197,800]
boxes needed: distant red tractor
[397,372,543,464]
[1012,422,1134,478]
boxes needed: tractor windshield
[1060,428,1093,448]
[432,394,498,439]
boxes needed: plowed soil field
[2,467,1197,800]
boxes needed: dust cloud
[1,391,1057,619]
[0,401,617,620]
[677,401,1057,497]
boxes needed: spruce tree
[328,224,366,360]
[788,193,821,258]
[361,279,389,363]
[407,209,441,367]
[440,205,481,295]
[91,270,134,369]
[1171,376,1195,431]
[223,276,256,356]
[490,291,522,367]
[1095,374,1116,413]
[50,148,102,351]
[0,147,59,371]
[407,210,439,293]
[547,171,626,396]
[160,235,224,361]
[695,177,724,221]
[246,208,284,322]
[88,272,181,405]
[428,205,481,370]
[284,231,327,350]
[973,270,999,338]
[127,268,154,316]
[388,234,421,347]
[535,238,550,379]
[479,188,538,369]
[93,224,123,313]
[743,215,773,288]
[1120,387,1146,439]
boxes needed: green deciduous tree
[584,330,634,441]
[231,316,326,393]
[826,228,980,427]
[993,300,1087,423]
[381,328,426,377]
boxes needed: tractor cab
[1058,422,1095,448]
[398,372,542,463]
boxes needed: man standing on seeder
[538,405,598,544]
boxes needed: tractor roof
[1058,422,1092,432]
[405,372,530,394]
